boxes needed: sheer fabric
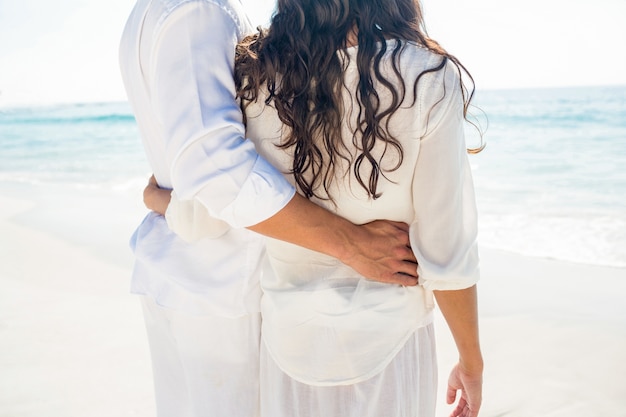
[141,296,262,417]
[244,41,479,385]
[164,39,480,413]
[260,324,437,417]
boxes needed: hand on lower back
[344,220,419,286]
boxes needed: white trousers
[260,324,437,417]
[141,296,261,417]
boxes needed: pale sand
[435,248,626,417]
[0,195,155,417]
[1,194,624,417]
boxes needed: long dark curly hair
[236,0,483,201]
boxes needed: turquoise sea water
[1,85,625,268]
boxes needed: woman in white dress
[146,0,484,415]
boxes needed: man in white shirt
[119,1,419,416]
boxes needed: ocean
[1,85,625,268]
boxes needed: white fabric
[245,41,480,385]
[259,254,434,386]
[119,0,296,316]
[129,214,265,316]
[166,38,480,406]
[141,296,261,417]
[260,324,437,417]
[165,190,230,242]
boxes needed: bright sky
[0,0,624,107]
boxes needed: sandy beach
[1,191,625,417]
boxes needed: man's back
[119,0,266,317]
[119,0,253,189]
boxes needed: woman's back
[244,40,479,385]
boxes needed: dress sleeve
[148,2,295,229]
[410,61,480,291]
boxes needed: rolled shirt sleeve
[149,1,295,228]
[164,190,230,242]
[410,61,480,291]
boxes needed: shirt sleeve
[164,190,231,242]
[148,2,295,228]
[410,61,480,291]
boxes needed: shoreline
[3,179,625,272]
[1,193,625,417]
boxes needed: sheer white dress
[168,39,480,417]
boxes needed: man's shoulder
[156,0,242,18]
[148,0,247,32]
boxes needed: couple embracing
[119,0,483,416]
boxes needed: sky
[0,0,624,107]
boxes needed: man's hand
[446,362,483,417]
[144,178,418,284]
[143,175,171,215]
[342,220,419,286]
[249,193,419,286]
[144,177,418,285]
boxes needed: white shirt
[118,0,295,316]
[169,41,480,383]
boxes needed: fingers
[395,259,418,279]
[449,397,467,417]
[387,230,416,263]
[402,248,417,264]
[378,228,419,283]
[390,273,419,287]
[449,397,478,417]
[460,402,477,417]
[388,222,412,247]
[446,384,458,405]
[464,395,481,417]
[366,220,412,246]
[380,220,411,232]
[447,364,482,417]
[384,246,418,281]
[352,220,419,283]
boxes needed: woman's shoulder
[398,41,448,74]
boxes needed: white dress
[169,40,480,417]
